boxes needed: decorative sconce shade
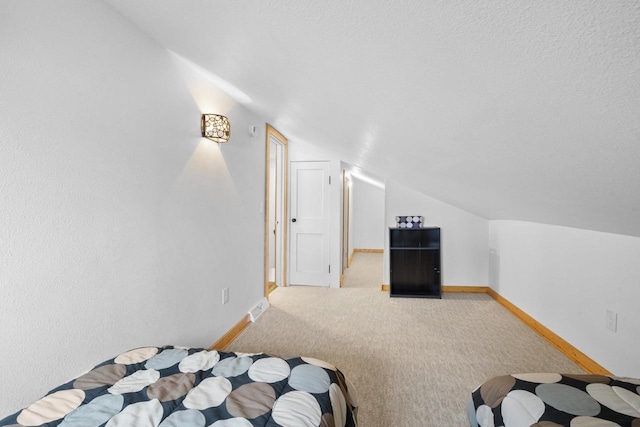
[201,114,231,143]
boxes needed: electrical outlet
[606,310,617,332]
[222,288,229,305]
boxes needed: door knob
[292,218,297,222]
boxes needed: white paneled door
[289,161,331,286]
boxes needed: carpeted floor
[342,252,383,289]
[227,253,584,426]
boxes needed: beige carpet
[342,252,383,288]
[227,253,584,426]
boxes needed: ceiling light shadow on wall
[167,51,239,188]
[349,167,385,189]
[169,50,251,110]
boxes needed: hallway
[341,251,383,288]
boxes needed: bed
[468,373,640,427]
[0,346,358,427]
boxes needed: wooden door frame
[264,124,288,299]
[340,169,351,286]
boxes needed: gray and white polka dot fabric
[469,373,640,426]
[395,216,423,228]
[0,346,358,427]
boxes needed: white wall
[384,180,489,286]
[351,177,385,249]
[0,0,265,415]
[489,220,640,377]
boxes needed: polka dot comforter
[0,346,358,427]
[468,373,640,427]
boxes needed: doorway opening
[264,125,288,298]
[340,168,386,288]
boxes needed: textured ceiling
[105,0,640,237]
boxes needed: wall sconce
[201,114,231,143]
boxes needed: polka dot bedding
[0,346,358,427]
[468,373,640,427]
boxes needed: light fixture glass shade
[201,114,231,143]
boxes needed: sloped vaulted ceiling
[105,0,640,237]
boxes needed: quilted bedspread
[0,346,358,427]
[468,373,640,427]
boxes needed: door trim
[341,169,351,286]
[264,124,288,299]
